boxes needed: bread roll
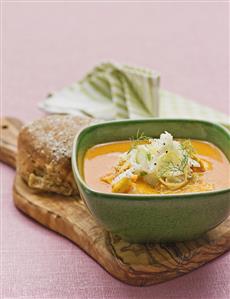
[17,115,93,196]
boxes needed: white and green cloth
[39,62,229,129]
[40,62,160,120]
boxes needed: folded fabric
[159,90,230,130]
[39,62,160,120]
[39,62,229,129]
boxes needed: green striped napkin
[39,62,229,128]
[40,62,160,120]
[159,90,230,130]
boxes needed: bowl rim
[72,118,230,200]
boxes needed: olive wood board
[1,117,230,286]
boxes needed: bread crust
[17,115,93,196]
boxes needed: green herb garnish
[147,152,152,161]
[140,171,148,177]
[181,140,197,156]
[158,152,189,178]
[128,129,150,152]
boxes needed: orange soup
[84,140,230,194]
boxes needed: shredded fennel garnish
[102,131,207,192]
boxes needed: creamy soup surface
[83,140,230,194]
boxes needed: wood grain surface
[1,117,230,286]
[0,117,23,167]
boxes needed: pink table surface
[1,2,229,299]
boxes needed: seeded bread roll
[17,115,93,196]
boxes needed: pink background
[1,2,229,299]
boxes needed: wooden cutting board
[1,117,230,286]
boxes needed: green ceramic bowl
[72,119,230,243]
